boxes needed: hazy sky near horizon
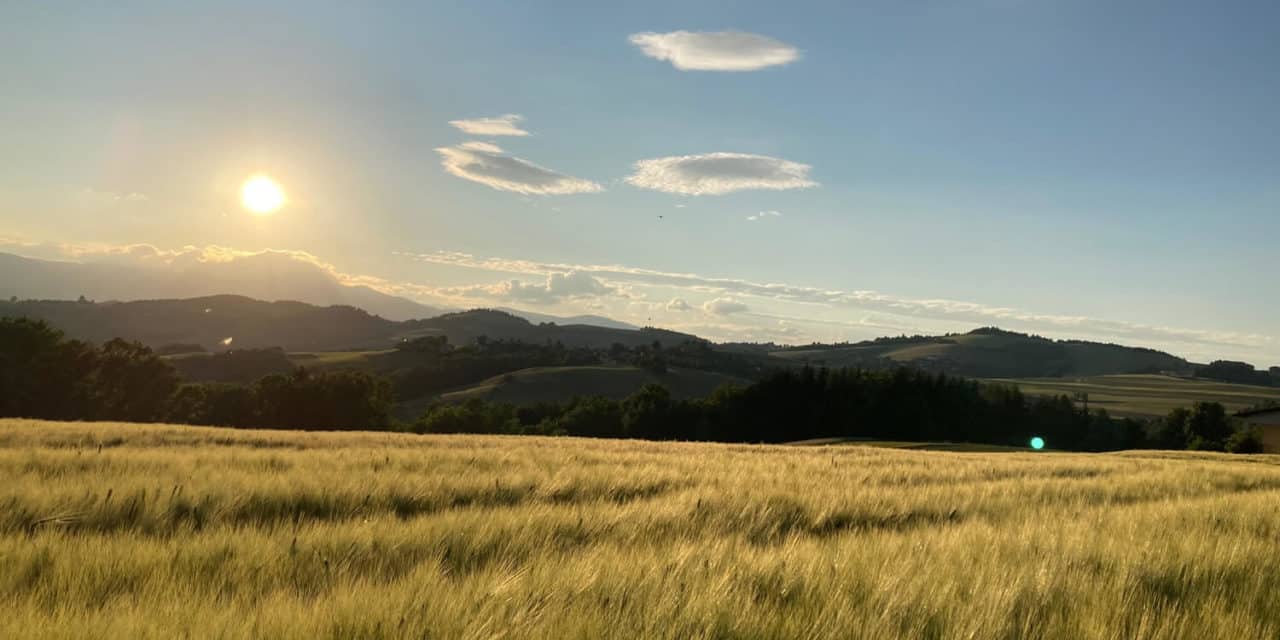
[2,2,1278,364]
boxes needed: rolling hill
[771,327,1192,378]
[0,296,702,352]
[399,309,695,350]
[2,295,401,351]
[11,293,1267,411]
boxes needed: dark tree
[0,318,98,419]
[91,339,179,422]
[621,384,674,439]
[1185,401,1234,451]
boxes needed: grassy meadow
[2,420,1280,639]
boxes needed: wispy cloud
[436,143,603,195]
[747,210,782,221]
[626,153,816,195]
[396,249,1277,354]
[629,31,800,71]
[437,271,615,305]
[448,114,530,136]
[457,141,504,153]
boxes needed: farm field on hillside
[993,374,1280,417]
[440,365,745,404]
[2,420,1279,639]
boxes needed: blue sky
[1,1,1277,363]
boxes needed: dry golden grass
[2,419,1279,639]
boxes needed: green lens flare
[1030,437,1045,450]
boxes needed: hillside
[772,327,1190,378]
[1,295,401,351]
[440,365,745,405]
[992,374,1280,418]
[7,295,1251,389]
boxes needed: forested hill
[1,297,1211,379]
[769,327,1193,378]
[0,296,701,352]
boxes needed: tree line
[388,335,771,400]
[0,317,1264,452]
[1,318,392,430]
[1193,360,1280,387]
[412,369,1263,453]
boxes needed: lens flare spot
[1030,436,1046,450]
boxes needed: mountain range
[0,295,697,352]
[0,250,1226,381]
[0,251,630,329]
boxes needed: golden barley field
[1,419,1279,639]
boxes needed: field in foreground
[2,421,1279,639]
[990,374,1280,418]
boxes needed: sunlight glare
[241,175,285,214]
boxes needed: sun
[241,175,285,215]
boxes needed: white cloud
[747,210,782,221]
[448,114,530,136]
[441,270,615,305]
[667,297,692,312]
[436,144,603,195]
[703,297,750,315]
[626,153,816,195]
[629,30,800,71]
[546,271,613,298]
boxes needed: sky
[1,1,1278,365]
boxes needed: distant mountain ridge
[1,292,1211,380]
[0,251,446,322]
[0,251,641,330]
[0,295,700,352]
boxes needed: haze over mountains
[0,251,443,321]
[6,248,1274,381]
[0,250,630,329]
[0,295,697,353]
